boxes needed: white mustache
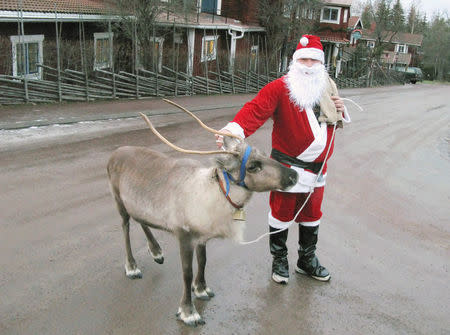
[292,63,324,76]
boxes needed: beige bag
[318,74,344,128]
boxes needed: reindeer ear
[215,153,239,172]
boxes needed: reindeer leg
[121,216,142,279]
[176,234,205,326]
[140,224,164,264]
[113,194,142,279]
[193,244,215,300]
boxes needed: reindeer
[107,100,298,326]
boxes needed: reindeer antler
[162,99,243,141]
[140,113,238,155]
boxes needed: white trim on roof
[0,10,119,22]
[0,10,265,33]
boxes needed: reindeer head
[216,137,297,192]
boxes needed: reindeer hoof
[176,307,205,326]
[149,248,164,264]
[193,286,215,300]
[124,265,142,279]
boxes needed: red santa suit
[223,76,336,229]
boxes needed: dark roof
[361,29,423,46]
[317,30,349,43]
[348,16,361,28]
[0,0,114,15]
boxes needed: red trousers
[269,187,325,224]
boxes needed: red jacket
[232,77,335,171]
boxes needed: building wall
[221,0,259,24]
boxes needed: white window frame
[320,6,341,24]
[201,35,218,62]
[135,37,165,72]
[93,32,113,70]
[150,37,164,72]
[298,6,314,19]
[10,34,44,80]
[283,3,291,18]
[343,9,348,23]
[395,43,408,54]
[367,40,375,48]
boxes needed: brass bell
[233,208,246,221]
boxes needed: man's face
[297,58,321,68]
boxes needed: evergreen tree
[390,0,405,32]
[423,14,449,81]
[375,0,390,29]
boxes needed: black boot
[269,226,289,284]
[295,225,330,282]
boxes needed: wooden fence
[0,64,284,105]
[0,61,407,105]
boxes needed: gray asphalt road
[0,84,449,335]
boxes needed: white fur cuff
[222,122,245,139]
[268,211,292,229]
[299,220,320,227]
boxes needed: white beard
[285,61,327,110]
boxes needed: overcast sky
[400,0,450,18]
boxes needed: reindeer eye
[247,161,262,173]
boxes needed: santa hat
[292,35,324,64]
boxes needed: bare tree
[258,0,323,71]
[110,0,196,71]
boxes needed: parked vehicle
[393,66,423,84]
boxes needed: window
[200,0,221,15]
[299,7,315,19]
[10,35,44,79]
[283,3,291,18]
[136,37,164,72]
[94,32,113,70]
[250,45,259,71]
[367,41,375,48]
[395,44,408,54]
[320,6,340,24]
[201,35,218,62]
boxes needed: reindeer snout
[282,168,298,190]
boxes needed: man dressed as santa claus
[217,34,350,284]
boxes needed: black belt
[271,149,323,174]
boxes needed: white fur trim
[293,48,324,63]
[299,219,320,227]
[222,122,245,139]
[297,106,328,162]
[281,167,327,193]
[268,211,292,229]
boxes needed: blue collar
[222,145,252,196]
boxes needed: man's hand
[331,96,345,113]
[215,129,232,149]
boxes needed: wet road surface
[0,84,449,334]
